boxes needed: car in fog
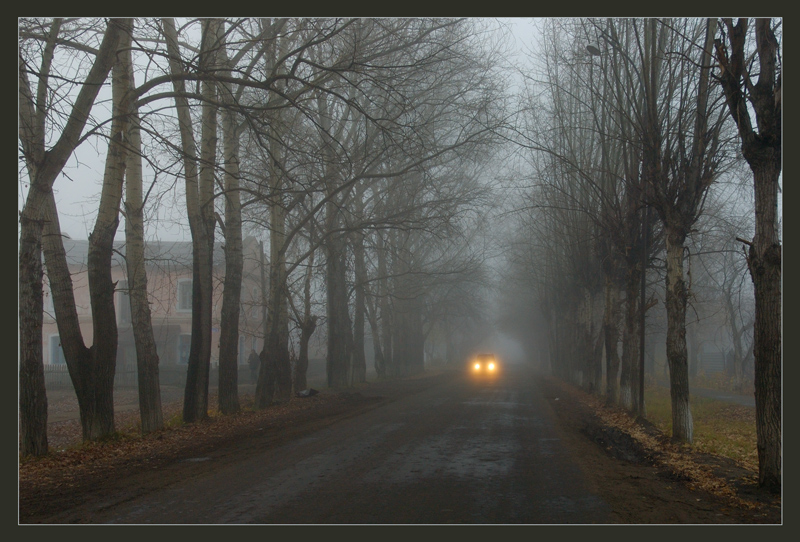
[468,352,500,378]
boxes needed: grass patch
[691,372,754,395]
[163,410,185,429]
[644,385,758,472]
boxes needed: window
[238,335,246,365]
[178,334,191,365]
[117,279,131,324]
[177,279,192,312]
[43,281,55,317]
[49,335,66,365]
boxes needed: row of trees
[19,16,780,492]
[19,18,505,455]
[501,18,780,489]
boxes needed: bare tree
[19,19,129,452]
[161,18,220,423]
[639,18,731,443]
[25,19,133,444]
[287,217,319,392]
[714,17,781,489]
[120,19,164,434]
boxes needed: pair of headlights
[473,362,496,371]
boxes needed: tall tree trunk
[265,244,291,402]
[365,297,384,377]
[377,230,391,379]
[604,276,621,405]
[687,321,700,378]
[121,23,164,433]
[163,18,217,423]
[295,318,317,393]
[392,267,425,377]
[326,232,352,388]
[268,160,292,403]
[18,17,123,456]
[620,264,640,412]
[715,19,781,488]
[749,159,781,489]
[42,18,133,440]
[664,228,693,444]
[293,229,317,393]
[351,229,368,384]
[579,290,602,393]
[255,241,276,409]
[19,219,48,456]
[216,21,243,415]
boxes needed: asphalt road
[61,363,611,524]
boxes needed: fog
[20,17,773,399]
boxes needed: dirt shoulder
[535,375,781,524]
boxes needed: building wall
[42,240,265,371]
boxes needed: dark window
[178,334,191,364]
[117,279,131,324]
[50,336,66,365]
[178,279,192,312]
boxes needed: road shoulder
[535,375,780,524]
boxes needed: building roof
[56,236,262,271]
[56,238,194,270]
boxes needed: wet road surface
[58,364,610,524]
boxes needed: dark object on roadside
[296,388,319,398]
[248,350,260,383]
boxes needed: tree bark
[392,262,426,377]
[216,21,243,415]
[294,317,317,393]
[267,158,293,403]
[620,263,640,413]
[293,227,318,393]
[687,321,700,378]
[19,219,48,456]
[121,22,164,433]
[377,230,392,378]
[41,17,133,440]
[664,228,693,443]
[749,160,781,490]
[715,17,781,490]
[18,17,124,456]
[351,229,368,384]
[255,241,277,409]
[162,18,217,423]
[326,233,352,388]
[603,276,621,405]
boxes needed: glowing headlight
[474,363,481,370]
[488,362,495,371]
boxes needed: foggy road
[50,364,611,524]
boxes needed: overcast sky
[19,17,541,243]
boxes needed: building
[42,236,266,384]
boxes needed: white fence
[42,363,229,390]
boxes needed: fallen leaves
[543,377,778,514]
[19,390,344,497]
